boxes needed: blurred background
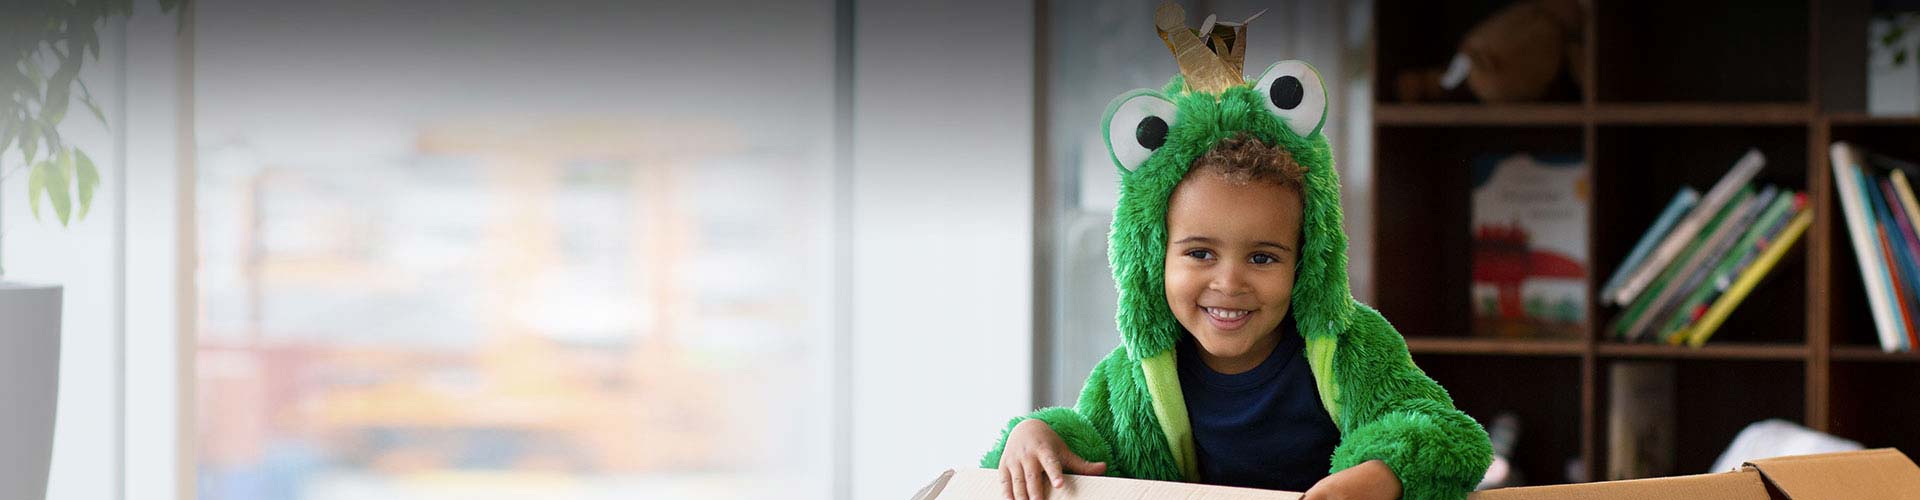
[4,0,1919,499]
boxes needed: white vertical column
[848,1,1035,499]
[124,2,193,500]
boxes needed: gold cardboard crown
[1155,2,1265,94]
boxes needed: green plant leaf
[74,149,98,220]
[79,19,100,60]
[23,57,44,92]
[20,121,37,164]
[40,54,76,126]
[27,158,47,221]
[37,118,61,157]
[78,79,105,127]
[1,67,30,100]
[49,149,72,226]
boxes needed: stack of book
[1830,142,1920,353]
[1601,148,1814,346]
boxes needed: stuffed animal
[983,3,1493,500]
[1398,0,1586,102]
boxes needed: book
[1681,195,1809,340]
[1470,153,1590,339]
[1626,186,1776,342]
[1884,165,1920,348]
[1613,187,1753,342]
[1881,177,1920,308]
[1610,148,1765,306]
[1657,191,1795,344]
[1685,209,1814,347]
[1599,189,1700,306]
[1827,142,1905,352]
[1860,165,1918,350]
[1873,177,1920,350]
[1607,361,1676,480]
[1871,176,1920,349]
[1724,194,1806,277]
[1888,170,1920,270]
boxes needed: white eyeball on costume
[1103,91,1180,172]
[1253,60,1327,138]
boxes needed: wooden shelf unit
[1373,0,1917,485]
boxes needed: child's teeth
[1208,307,1247,319]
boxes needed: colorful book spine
[1831,142,1907,353]
[1685,210,1813,347]
[1628,187,1775,342]
[1719,194,1805,293]
[1873,177,1920,350]
[1881,172,1920,282]
[1610,149,1765,306]
[1613,188,1753,342]
[1659,191,1795,344]
[1872,176,1920,349]
[1600,189,1700,304]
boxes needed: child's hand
[997,419,1108,500]
[1303,459,1402,500]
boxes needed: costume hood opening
[1103,69,1354,362]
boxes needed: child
[980,5,1492,500]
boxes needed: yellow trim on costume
[1305,335,1341,423]
[1140,350,1199,482]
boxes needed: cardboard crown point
[1152,2,1256,95]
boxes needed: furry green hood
[1104,62,1353,362]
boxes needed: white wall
[849,1,1035,499]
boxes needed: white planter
[0,282,60,500]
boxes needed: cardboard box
[917,448,1920,500]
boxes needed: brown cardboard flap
[1468,469,1770,500]
[1743,448,1920,500]
[921,468,1302,500]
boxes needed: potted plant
[1871,11,1920,115]
[2,1,177,498]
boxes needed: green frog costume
[980,4,1492,499]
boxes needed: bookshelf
[1370,0,1918,485]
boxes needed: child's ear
[1251,60,1328,139]
[1102,89,1179,175]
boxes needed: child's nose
[1208,263,1251,294]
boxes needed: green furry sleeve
[980,349,1123,475]
[1328,305,1492,500]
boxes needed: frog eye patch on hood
[1098,3,1352,362]
[1102,60,1329,175]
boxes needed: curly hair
[1186,132,1307,192]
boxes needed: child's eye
[1250,253,1280,265]
[1185,249,1215,260]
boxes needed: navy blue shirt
[1177,314,1341,491]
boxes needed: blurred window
[193,2,838,499]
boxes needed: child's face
[1163,173,1303,373]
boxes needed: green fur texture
[1328,304,1492,500]
[984,69,1490,500]
[981,349,1182,481]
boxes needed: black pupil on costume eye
[1271,75,1304,110]
[1135,116,1168,150]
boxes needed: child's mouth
[1203,306,1253,331]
